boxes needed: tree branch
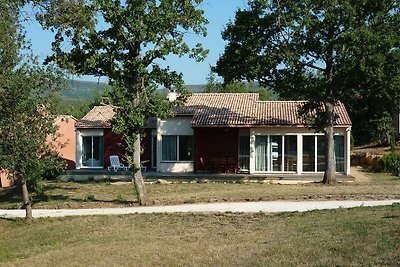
[301,61,325,72]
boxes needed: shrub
[377,152,400,176]
[84,193,96,202]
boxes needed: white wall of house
[157,116,194,172]
[249,126,351,175]
[76,129,104,169]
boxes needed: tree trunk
[21,177,33,221]
[322,101,337,185]
[133,134,147,205]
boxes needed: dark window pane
[284,136,297,171]
[82,136,103,167]
[179,136,193,161]
[334,135,345,172]
[317,136,325,172]
[162,135,177,161]
[270,136,282,171]
[303,136,315,172]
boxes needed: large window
[302,136,315,172]
[82,136,104,167]
[255,136,268,171]
[334,135,345,172]
[255,135,297,172]
[302,135,345,172]
[162,135,193,162]
[317,136,325,172]
[284,135,297,171]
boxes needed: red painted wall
[103,129,126,168]
[194,128,239,172]
[102,129,153,169]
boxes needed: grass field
[0,205,399,266]
[0,171,399,209]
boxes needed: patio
[60,169,355,183]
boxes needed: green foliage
[35,0,209,178]
[378,152,400,176]
[63,80,110,100]
[0,67,65,191]
[215,0,400,183]
[109,85,174,167]
[215,0,400,144]
[84,193,96,202]
[0,1,64,194]
[49,90,103,119]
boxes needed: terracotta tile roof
[76,105,115,128]
[77,94,352,129]
[175,93,352,127]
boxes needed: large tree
[215,0,400,184]
[35,0,208,204]
[0,1,63,221]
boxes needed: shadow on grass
[32,194,70,204]
[69,197,137,205]
[0,186,22,205]
[42,182,79,191]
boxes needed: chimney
[167,89,177,102]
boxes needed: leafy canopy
[215,0,400,141]
[0,1,63,194]
[35,0,209,185]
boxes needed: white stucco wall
[157,116,194,173]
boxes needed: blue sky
[24,0,248,85]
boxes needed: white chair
[108,155,129,171]
[140,163,147,172]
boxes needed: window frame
[301,134,345,173]
[161,135,194,162]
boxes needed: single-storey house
[75,93,352,175]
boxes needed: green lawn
[0,205,399,266]
[0,171,399,209]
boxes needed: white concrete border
[1,200,399,219]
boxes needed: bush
[378,152,400,176]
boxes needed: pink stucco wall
[1,115,77,188]
[0,169,14,188]
[48,115,77,170]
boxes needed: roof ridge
[255,100,306,103]
[191,92,258,95]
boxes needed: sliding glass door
[255,135,296,172]
[302,135,345,172]
[239,136,250,172]
[82,136,104,167]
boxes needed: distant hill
[62,80,277,100]
[61,80,111,100]
[62,80,207,100]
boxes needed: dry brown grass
[0,171,399,209]
[0,205,399,266]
